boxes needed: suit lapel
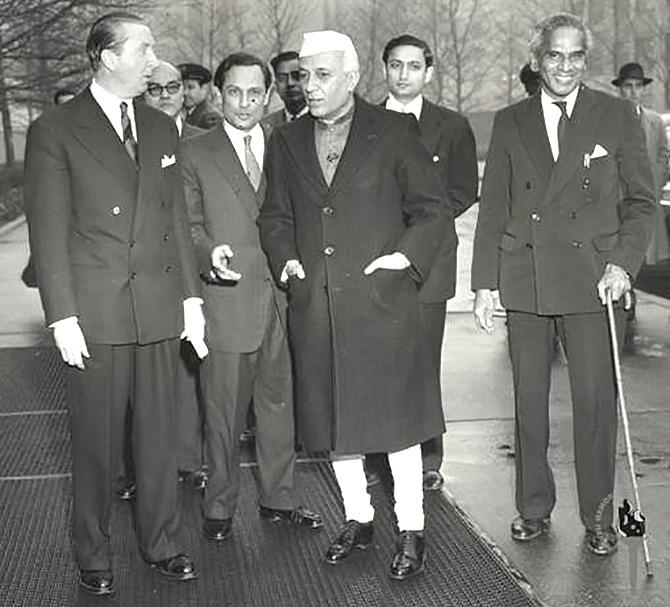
[133,101,166,233]
[284,116,329,194]
[208,125,260,220]
[71,89,138,192]
[515,94,554,186]
[542,86,599,205]
[328,97,383,197]
[418,100,442,153]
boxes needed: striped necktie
[553,101,568,159]
[120,102,138,165]
[244,134,261,191]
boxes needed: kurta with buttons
[259,96,454,454]
[472,86,656,315]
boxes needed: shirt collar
[386,93,423,120]
[90,79,134,119]
[540,85,580,118]
[284,106,309,122]
[175,114,183,136]
[223,119,263,144]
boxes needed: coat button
[530,212,541,222]
[163,233,169,241]
[570,211,578,219]
[323,245,335,256]
[165,264,173,272]
[432,155,440,163]
[322,206,334,216]
[129,240,135,248]
[571,240,582,248]
[129,271,137,280]
[112,206,121,215]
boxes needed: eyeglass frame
[146,81,182,97]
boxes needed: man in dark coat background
[24,12,206,595]
[179,62,222,129]
[379,33,479,491]
[472,13,655,557]
[262,50,309,129]
[259,30,453,581]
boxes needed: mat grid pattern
[0,347,543,606]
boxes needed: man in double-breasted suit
[472,13,655,557]
[259,31,453,580]
[24,13,205,595]
[380,34,478,491]
[181,52,322,543]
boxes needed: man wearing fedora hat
[613,62,669,264]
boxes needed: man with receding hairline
[259,30,453,580]
[24,12,203,594]
[472,12,655,556]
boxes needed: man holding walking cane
[471,13,655,556]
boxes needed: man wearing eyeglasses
[263,51,308,129]
[181,52,323,543]
[472,13,655,556]
[142,59,208,494]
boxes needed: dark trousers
[65,338,181,571]
[507,309,623,531]
[201,303,296,520]
[176,341,204,472]
[418,301,446,472]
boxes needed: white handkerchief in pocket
[589,144,608,159]
[161,154,176,168]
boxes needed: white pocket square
[161,154,176,168]
[589,144,608,159]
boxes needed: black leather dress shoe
[148,553,198,581]
[203,517,232,541]
[389,530,425,580]
[585,527,618,556]
[422,470,444,492]
[80,570,115,595]
[116,483,136,501]
[325,520,374,564]
[259,505,323,529]
[179,469,208,490]
[510,515,550,541]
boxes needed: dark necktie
[553,100,568,159]
[244,134,261,191]
[120,101,138,165]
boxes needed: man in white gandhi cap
[259,30,456,580]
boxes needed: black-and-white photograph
[0,1,668,605]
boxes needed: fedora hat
[612,62,652,87]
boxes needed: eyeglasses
[146,81,182,97]
[276,70,301,84]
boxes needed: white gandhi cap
[299,30,357,58]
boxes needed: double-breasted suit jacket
[416,99,478,303]
[259,97,454,455]
[181,124,283,353]
[25,89,200,342]
[472,86,655,313]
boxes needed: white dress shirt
[223,120,265,172]
[540,86,579,161]
[90,79,137,141]
[385,93,423,121]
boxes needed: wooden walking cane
[605,290,652,578]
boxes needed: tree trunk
[0,52,16,168]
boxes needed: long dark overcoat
[259,97,455,454]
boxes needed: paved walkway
[1,212,669,606]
